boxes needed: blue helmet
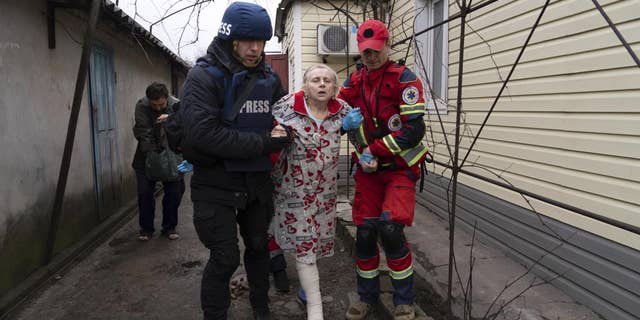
[218,2,272,41]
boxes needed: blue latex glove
[177,160,193,173]
[359,152,374,166]
[342,108,363,131]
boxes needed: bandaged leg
[296,261,323,320]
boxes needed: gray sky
[117,0,282,62]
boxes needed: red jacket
[338,61,427,170]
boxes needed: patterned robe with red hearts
[269,91,353,264]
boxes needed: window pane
[433,0,444,98]
[414,0,430,92]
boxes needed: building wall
[0,0,176,298]
[438,0,640,250]
[414,0,639,318]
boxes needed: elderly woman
[270,64,362,320]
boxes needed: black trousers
[193,199,272,320]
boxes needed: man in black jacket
[179,3,291,320]
[132,82,185,241]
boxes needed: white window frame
[414,0,449,114]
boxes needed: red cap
[356,19,389,52]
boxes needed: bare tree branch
[149,0,213,34]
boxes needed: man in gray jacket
[132,82,185,241]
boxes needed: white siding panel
[449,0,631,51]
[449,0,549,31]
[450,44,640,86]
[444,149,640,205]
[450,1,542,35]
[450,0,639,61]
[428,156,640,250]
[451,174,640,251]
[450,0,622,41]
[461,167,639,226]
[422,135,640,181]
[457,91,640,112]
[445,112,640,135]
[432,123,640,158]
[451,20,640,74]
[451,68,640,98]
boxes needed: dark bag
[145,128,183,181]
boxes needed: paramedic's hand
[156,114,169,124]
[342,108,363,131]
[177,160,193,173]
[359,148,378,173]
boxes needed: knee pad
[356,223,378,258]
[245,235,269,257]
[378,221,407,258]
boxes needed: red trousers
[352,167,418,305]
[352,167,419,226]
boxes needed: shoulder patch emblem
[388,114,402,131]
[402,86,419,105]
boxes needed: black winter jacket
[132,96,180,170]
[180,38,287,206]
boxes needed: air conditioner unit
[317,24,359,56]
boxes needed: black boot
[273,269,290,292]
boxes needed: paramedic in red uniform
[338,19,428,320]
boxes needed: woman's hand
[262,124,294,155]
[271,124,288,138]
